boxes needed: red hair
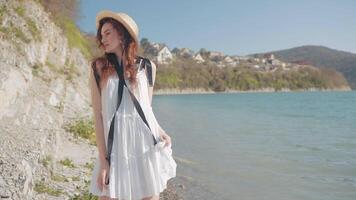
[91,17,139,91]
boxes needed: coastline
[153,86,352,95]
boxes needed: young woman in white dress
[88,10,177,200]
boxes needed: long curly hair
[91,17,139,91]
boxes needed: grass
[71,176,80,181]
[51,174,68,182]
[32,62,43,77]
[0,11,33,44]
[54,16,91,59]
[14,6,25,17]
[0,5,6,23]
[13,26,30,43]
[24,17,41,41]
[70,192,98,200]
[45,60,60,73]
[0,5,5,15]
[40,155,53,168]
[51,173,81,182]
[63,59,80,81]
[34,181,64,197]
[35,0,93,59]
[0,26,10,35]
[84,162,94,171]
[46,58,78,81]
[70,179,98,200]
[2,5,39,42]
[59,157,76,168]
[64,118,96,145]
[68,62,80,78]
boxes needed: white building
[237,56,250,61]
[156,46,173,64]
[224,56,239,66]
[193,53,205,63]
[209,51,224,60]
[152,43,161,50]
[224,56,234,63]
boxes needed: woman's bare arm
[89,62,107,163]
[146,61,168,135]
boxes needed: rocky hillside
[0,0,97,199]
[255,45,356,89]
[0,1,183,199]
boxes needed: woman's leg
[142,195,159,200]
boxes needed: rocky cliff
[0,0,99,199]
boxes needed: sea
[152,91,356,200]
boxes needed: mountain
[254,45,356,89]
[139,39,349,92]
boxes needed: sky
[77,0,356,56]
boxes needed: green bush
[51,174,68,182]
[32,62,43,77]
[54,16,91,59]
[34,181,64,197]
[39,155,53,168]
[13,26,30,43]
[59,157,76,168]
[14,6,25,17]
[25,17,41,41]
[64,118,96,145]
[0,5,6,22]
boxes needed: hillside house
[156,46,173,64]
[209,51,224,61]
[224,56,239,66]
[193,53,205,63]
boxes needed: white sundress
[89,63,177,199]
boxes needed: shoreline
[153,87,352,95]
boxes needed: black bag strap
[105,53,158,168]
[92,56,154,95]
[136,56,153,87]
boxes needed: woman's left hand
[159,132,171,147]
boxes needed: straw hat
[96,10,139,44]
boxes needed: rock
[48,92,60,107]
[178,184,185,189]
[21,160,34,197]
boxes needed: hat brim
[96,10,139,44]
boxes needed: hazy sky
[78,0,356,55]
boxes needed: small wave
[295,144,322,151]
[173,155,199,166]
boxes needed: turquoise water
[152,91,356,200]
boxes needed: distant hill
[135,40,350,92]
[253,45,356,89]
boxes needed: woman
[88,10,177,200]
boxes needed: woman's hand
[159,131,172,147]
[97,159,110,191]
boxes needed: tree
[140,38,150,49]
